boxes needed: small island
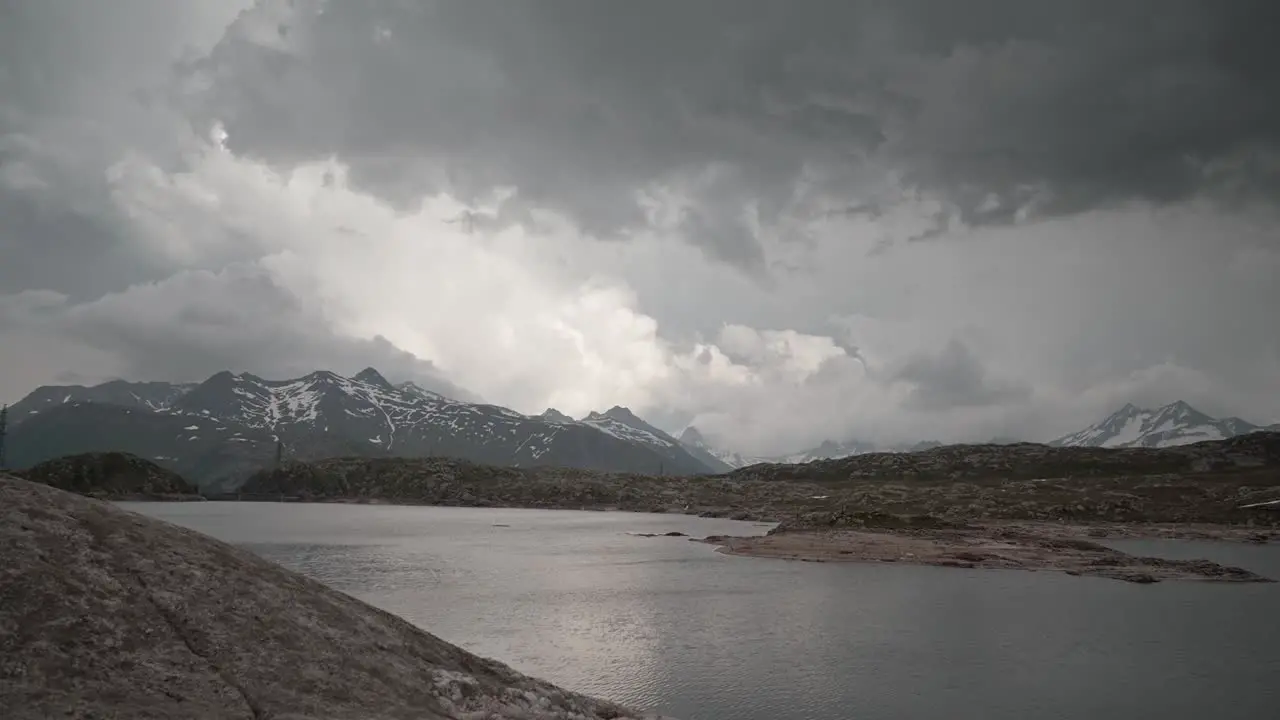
[697,514,1270,583]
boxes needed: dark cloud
[0,264,478,402]
[3,0,1280,448]
[894,339,1031,411]
[176,0,1280,264]
[0,188,181,300]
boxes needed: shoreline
[141,494,1276,583]
[193,494,784,521]
[694,522,1275,584]
[184,495,1276,544]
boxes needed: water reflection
[125,502,1280,720]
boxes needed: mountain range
[4,368,1276,486]
[676,401,1280,468]
[4,368,724,489]
[1050,400,1276,449]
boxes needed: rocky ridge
[13,452,200,500]
[1052,400,1263,448]
[0,476,670,719]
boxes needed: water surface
[124,502,1280,720]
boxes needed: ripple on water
[126,503,1280,720]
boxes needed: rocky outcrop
[0,477,669,719]
[14,451,200,500]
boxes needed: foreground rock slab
[0,476,669,720]
[698,524,1274,584]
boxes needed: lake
[122,502,1280,720]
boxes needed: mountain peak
[679,425,706,445]
[1056,400,1258,449]
[353,367,393,389]
[300,370,341,383]
[539,408,575,424]
[602,406,642,423]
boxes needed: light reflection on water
[125,502,1280,720]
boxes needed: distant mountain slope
[1053,401,1262,448]
[677,427,944,470]
[677,427,768,469]
[582,407,731,473]
[6,368,718,487]
[6,402,277,491]
[777,438,880,464]
[8,379,195,420]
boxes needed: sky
[2,0,1279,455]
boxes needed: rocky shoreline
[693,521,1274,583]
[0,476,672,719]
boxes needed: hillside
[241,457,796,520]
[0,477,664,719]
[5,402,277,491]
[582,406,731,472]
[14,452,199,500]
[241,433,1280,527]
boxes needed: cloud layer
[2,0,1279,454]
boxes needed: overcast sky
[2,0,1278,454]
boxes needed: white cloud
[3,0,1280,457]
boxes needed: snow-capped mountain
[6,368,719,486]
[1052,401,1262,448]
[677,426,767,470]
[10,379,197,419]
[678,427,896,469]
[580,407,731,473]
[778,438,881,464]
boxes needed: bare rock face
[0,476,667,720]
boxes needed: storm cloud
[183,0,1280,257]
[2,0,1279,454]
